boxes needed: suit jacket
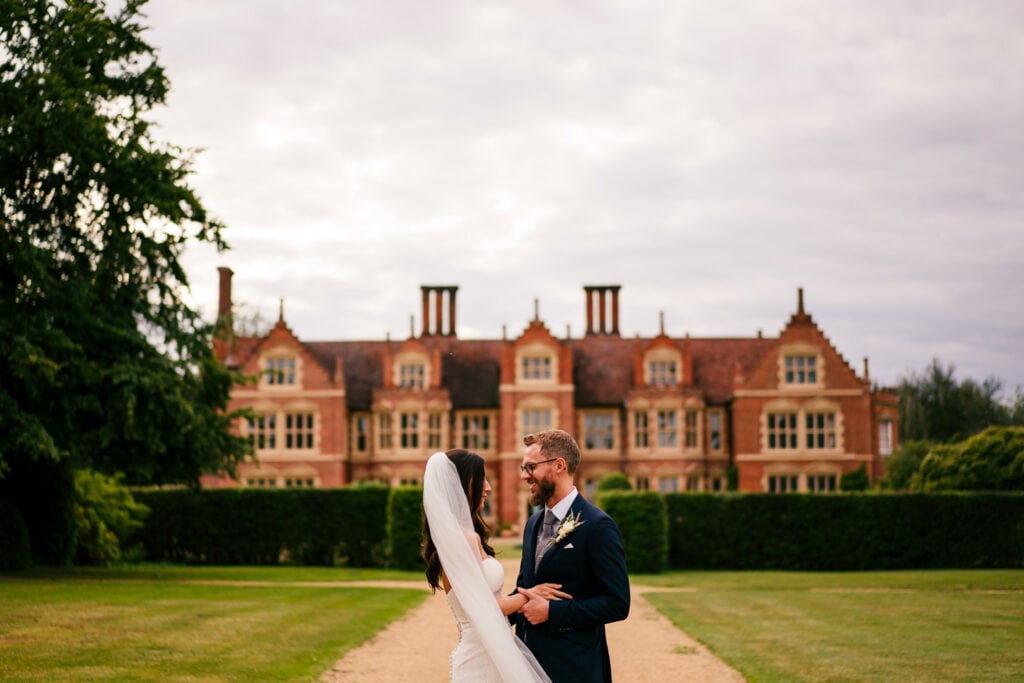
[512,495,630,683]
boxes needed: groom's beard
[529,478,556,507]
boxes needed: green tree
[898,359,1012,443]
[1,0,250,559]
[914,426,1024,492]
[839,464,869,491]
[73,469,149,565]
[881,440,932,490]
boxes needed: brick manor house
[207,267,898,533]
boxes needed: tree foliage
[914,427,1024,492]
[898,359,1019,443]
[881,440,932,490]
[73,468,149,565]
[0,0,249,486]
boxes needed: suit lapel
[536,497,586,573]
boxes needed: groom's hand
[517,586,550,625]
[522,582,571,601]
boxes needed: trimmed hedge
[386,486,424,570]
[131,486,389,566]
[596,490,668,573]
[666,492,1024,570]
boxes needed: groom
[513,429,630,682]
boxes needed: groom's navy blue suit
[513,494,630,683]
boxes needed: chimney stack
[584,285,622,335]
[420,285,459,336]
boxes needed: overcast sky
[143,1,1023,397]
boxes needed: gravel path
[320,556,745,682]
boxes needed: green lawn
[0,565,427,682]
[638,569,1024,682]
[4,564,1022,682]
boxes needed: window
[633,411,649,448]
[784,354,817,385]
[584,478,597,498]
[521,356,552,380]
[379,413,393,449]
[400,412,419,449]
[805,412,836,449]
[710,475,724,492]
[768,474,799,493]
[709,411,723,451]
[686,475,701,491]
[635,477,650,491]
[648,360,677,388]
[584,414,615,450]
[879,419,894,456]
[522,410,552,438]
[247,477,277,488]
[247,414,276,450]
[658,476,678,493]
[353,414,370,453]
[767,412,798,449]
[284,412,314,449]
[807,474,837,492]
[285,478,315,488]
[399,364,425,389]
[657,410,678,448]
[684,410,699,448]
[265,357,296,385]
[427,412,443,450]
[461,413,492,450]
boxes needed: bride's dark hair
[423,448,495,592]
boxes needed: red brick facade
[206,271,898,534]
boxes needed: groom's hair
[523,429,581,474]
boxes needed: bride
[422,449,561,682]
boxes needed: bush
[596,490,668,573]
[73,470,149,565]
[596,472,632,491]
[840,464,870,491]
[386,486,424,570]
[0,497,31,570]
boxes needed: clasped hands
[517,582,572,624]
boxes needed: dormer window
[648,360,677,387]
[399,363,425,389]
[643,347,682,388]
[265,356,297,385]
[522,356,552,380]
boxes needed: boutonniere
[549,510,585,548]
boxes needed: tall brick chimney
[420,285,458,336]
[217,266,234,336]
[584,285,621,336]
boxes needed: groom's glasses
[520,457,559,475]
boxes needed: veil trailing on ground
[422,452,550,683]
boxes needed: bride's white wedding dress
[423,452,549,682]
[446,556,507,680]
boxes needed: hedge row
[131,487,391,566]
[665,492,1024,570]
[596,490,668,573]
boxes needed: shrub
[596,490,668,573]
[840,464,870,491]
[596,472,632,491]
[73,470,149,565]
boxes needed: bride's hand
[522,582,572,601]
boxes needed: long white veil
[422,452,550,683]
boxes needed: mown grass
[638,569,1024,682]
[0,565,427,682]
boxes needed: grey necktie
[534,509,558,571]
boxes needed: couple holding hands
[422,429,631,683]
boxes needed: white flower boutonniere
[549,510,585,548]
